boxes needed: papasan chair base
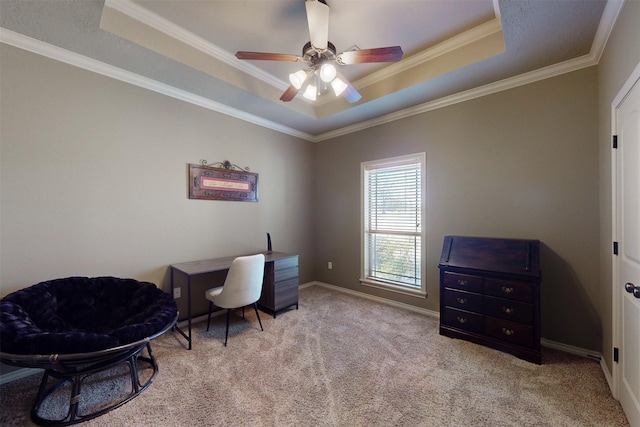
[0,277,178,426]
[4,320,175,426]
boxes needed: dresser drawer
[441,307,483,333]
[485,316,534,348]
[443,289,483,312]
[484,296,533,324]
[443,272,483,293]
[484,278,533,302]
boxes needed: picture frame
[188,163,258,202]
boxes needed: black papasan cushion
[0,277,177,355]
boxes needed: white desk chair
[205,254,265,346]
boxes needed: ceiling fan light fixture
[235,0,402,104]
[343,85,362,103]
[331,76,348,96]
[289,69,309,90]
[319,63,337,83]
[303,83,317,101]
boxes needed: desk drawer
[274,256,298,271]
[275,266,298,282]
[274,277,298,310]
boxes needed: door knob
[625,282,640,299]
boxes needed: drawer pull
[457,279,468,286]
[501,286,514,294]
[456,298,467,305]
[502,328,515,336]
[456,317,468,324]
[502,307,515,315]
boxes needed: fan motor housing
[302,41,337,65]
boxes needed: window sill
[360,278,427,298]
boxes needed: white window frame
[360,153,427,297]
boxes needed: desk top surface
[170,251,297,276]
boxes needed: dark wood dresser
[438,236,541,364]
[259,253,299,317]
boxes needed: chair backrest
[214,254,266,309]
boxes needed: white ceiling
[0,0,618,141]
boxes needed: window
[361,153,426,297]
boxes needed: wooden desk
[170,251,299,349]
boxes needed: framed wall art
[188,161,258,202]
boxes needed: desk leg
[187,276,192,350]
[171,269,193,350]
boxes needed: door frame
[611,60,640,401]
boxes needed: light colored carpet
[0,284,629,426]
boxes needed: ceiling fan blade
[305,0,329,50]
[236,51,302,62]
[280,84,301,102]
[336,46,404,64]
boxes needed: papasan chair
[0,276,178,426]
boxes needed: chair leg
[224,309,231,346]
[254,303,263,331]
[207,301,213,332]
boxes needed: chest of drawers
[438,236,541,364]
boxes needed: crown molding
[357,18,503,92]
[313,53,598,142]
[102,0,288,91]
[590,0,625,64]
[0,28,315,142]
[313,16,503,109]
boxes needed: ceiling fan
[235,0,403,103]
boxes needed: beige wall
[597,0,640,374]
[0,44,316,307]
[315,67,601,351]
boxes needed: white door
[615,72,640,427]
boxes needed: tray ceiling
[0,0,617,141]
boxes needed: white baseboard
[308,281,440,318]
[540,338,602,361]
[307,281,604,361]
[546,341,613,398]
[600,357,615,396]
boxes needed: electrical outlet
[328,262,333,270]
[173,287,181,299]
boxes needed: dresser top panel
[438,236,540,278]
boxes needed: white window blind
[362,154,424,293]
